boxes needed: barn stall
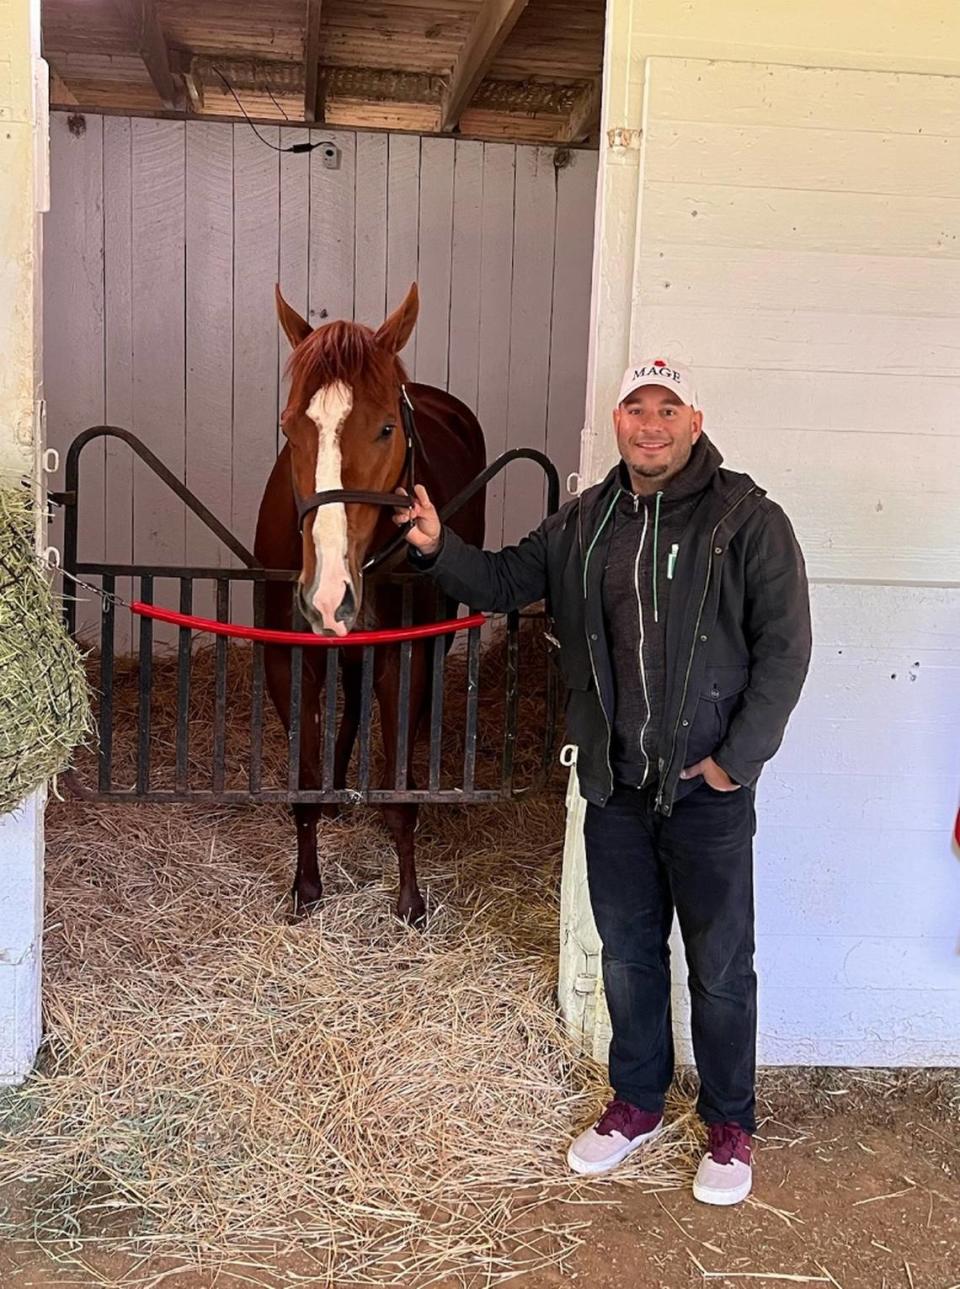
[2,0,631,1282]
[2,0,960,1285]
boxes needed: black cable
[212,67,336,156]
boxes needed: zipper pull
[667,543,679,580]
[633,494,640,513]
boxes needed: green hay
[0,488,92,814]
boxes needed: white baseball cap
[618,358,698,409]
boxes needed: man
[395,358,811,1206]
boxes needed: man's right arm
[396,484,549,612]
[408,524,549,613]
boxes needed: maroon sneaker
[567,1098,663,1176]
[693,1122,753,1205]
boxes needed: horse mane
[286,320,407,410]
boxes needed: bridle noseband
[294,385,428,541]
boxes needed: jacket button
[590,632,598,640]
[714,546,723,555]
[681,718,689,727]
[700,634,708,642]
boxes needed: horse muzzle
[298,577,359,637]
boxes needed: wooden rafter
[558,77,601,143]
[440,0,530,133]
[47,60,78,106]
[113,0,179,107]
[303,0,323,123]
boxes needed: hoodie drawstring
[652,491,663,623]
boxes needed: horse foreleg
[381,803,424,925]
[376,644,430,925]
[265,644,324,913]
[320,658,362,821]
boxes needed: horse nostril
[335,582,357,624]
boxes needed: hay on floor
[0,627,702,1287]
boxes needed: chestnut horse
[254,283,486,922]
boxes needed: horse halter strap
[295,384,427,533]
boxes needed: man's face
[612,385,703,491]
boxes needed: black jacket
[410,441,812,813]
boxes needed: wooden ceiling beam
[113,0,179,107]
[439,0,530,133]
[303,0,323,123]
[557,77,601,144]
[47,59,79,107]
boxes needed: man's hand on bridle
[394,483,442,556]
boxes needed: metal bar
[356,645,374,794]
[136,574,154,795]
[212,579,229,794]
[248,581,265,794]
[427,639,446,794]
[72,787,506,805]
[64,427,261,568]
[287,586,304,792]
[322,647,337,791]
[394,582,414,791]
[462,621,481,793]
[97,573,116,792]
[61,450,81,638]
[175,578,192,794]
[541,647,561,786]
[75,562,418,584]
[75,563,296,580]
[365,447,562,573]
[501,610,520,793]
[427,586,446,793]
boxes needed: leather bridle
[294,385,428,540]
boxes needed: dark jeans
[583,781,758,1132]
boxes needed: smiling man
[396,358,811,1206]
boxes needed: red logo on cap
[654,359,666,367]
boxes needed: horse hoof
[396,897,427,928]
[291,885,323,919]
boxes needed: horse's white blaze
[305,381,353,628]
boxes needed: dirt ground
[2,1069,957,1289]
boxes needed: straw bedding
[0,623,704,1287]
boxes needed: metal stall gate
[55,427,561,806]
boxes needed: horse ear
[374,282,419,355]
[275,284,312,349]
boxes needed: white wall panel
[185,121,233,623]
[504,147,557,547]
[476,143,516,547]
[102,116,135,652]
[447,139,484,417]
[276,127,310,430]
[44,112,104,634]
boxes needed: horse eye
[378,423,395,441]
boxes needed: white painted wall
[562,54,960,1066]
[0,0,46,1084]
[43,115,598,640]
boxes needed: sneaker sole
[692,1174,753,1206]
[567,1122,663,1177]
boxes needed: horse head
[276,283,419,636]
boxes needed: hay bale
[0,488,91,813]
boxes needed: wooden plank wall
[44,113,598,640]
